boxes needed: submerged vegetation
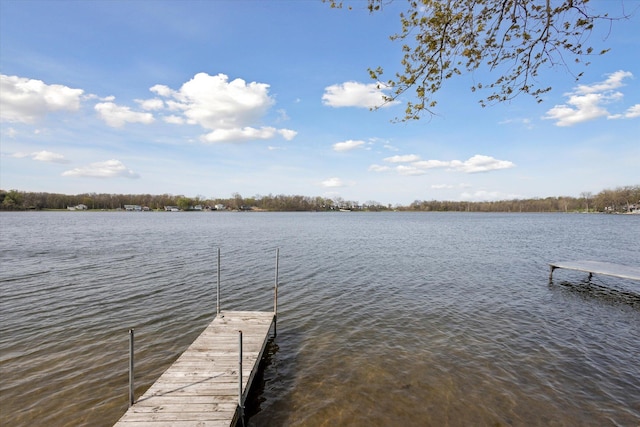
[1,185,638,213]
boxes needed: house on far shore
[164,206,180,212]
[124,205,142,211]
[67,204,88,211]
[214,204,225,211]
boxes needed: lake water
[1,211,639,426]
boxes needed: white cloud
[624,104,640,118]
[32,151,57,162]
[543,70,637,126]
[384,154,420,163]
[412,159,451,169]
[609,104,640,120]
[0,74,83,123]
[321,177,344,188]
[322,81,398,109]
[150,72,295,143]
[397,165,427,176]
[431,183,471,190]
[333,139,365,152]
[542,93,611,126]
[368,164,390,172]
[575,70,632,94]
[201,126,275,143]
[453,155,515,173]
[199,126,297,144]
[163,115,185,124]
[32,150,68,163]
[12,150,68,163]
[177,73,273,128]
[371,154,514,175]
[95,102,155,127]
[135,98,164,110]
[62,159,140,178]
[278,129,298,140]
[149,84,174,97]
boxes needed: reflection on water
[245,338,279,420]
[1,212,639,426]
[553,278,640,309]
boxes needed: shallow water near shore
[1,211,639,426]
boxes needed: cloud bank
[370,154,515,176]
[1,72,297,144]
[62,159,140,179]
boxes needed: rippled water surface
[1,211,639,426]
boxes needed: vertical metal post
[274,248,279,336]
[238,330,244,422]
[128,329,134,407]
[217,247,221,315]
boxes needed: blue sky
[1,0,638,205]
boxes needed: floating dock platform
[549,260,640,282]
[114,248,280,427]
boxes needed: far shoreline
[1,185,638,214]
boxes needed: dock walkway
[114,248,280,427]
[114,311,274,427]
[549,260,640,282]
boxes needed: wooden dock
[114,310,275,427]
[114,248,280,427]
[549,260,640,282]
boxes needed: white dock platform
[549,260,640,282]
[114,310,275,427]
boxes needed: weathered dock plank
[549,260,640,282]
[114,310,274,427]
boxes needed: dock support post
[128,329,134,407]
[274,248,279,337]
[216,247,221,315]
[238,330,244,426]
[549,265,557,283]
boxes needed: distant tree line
[1,185,638,213]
